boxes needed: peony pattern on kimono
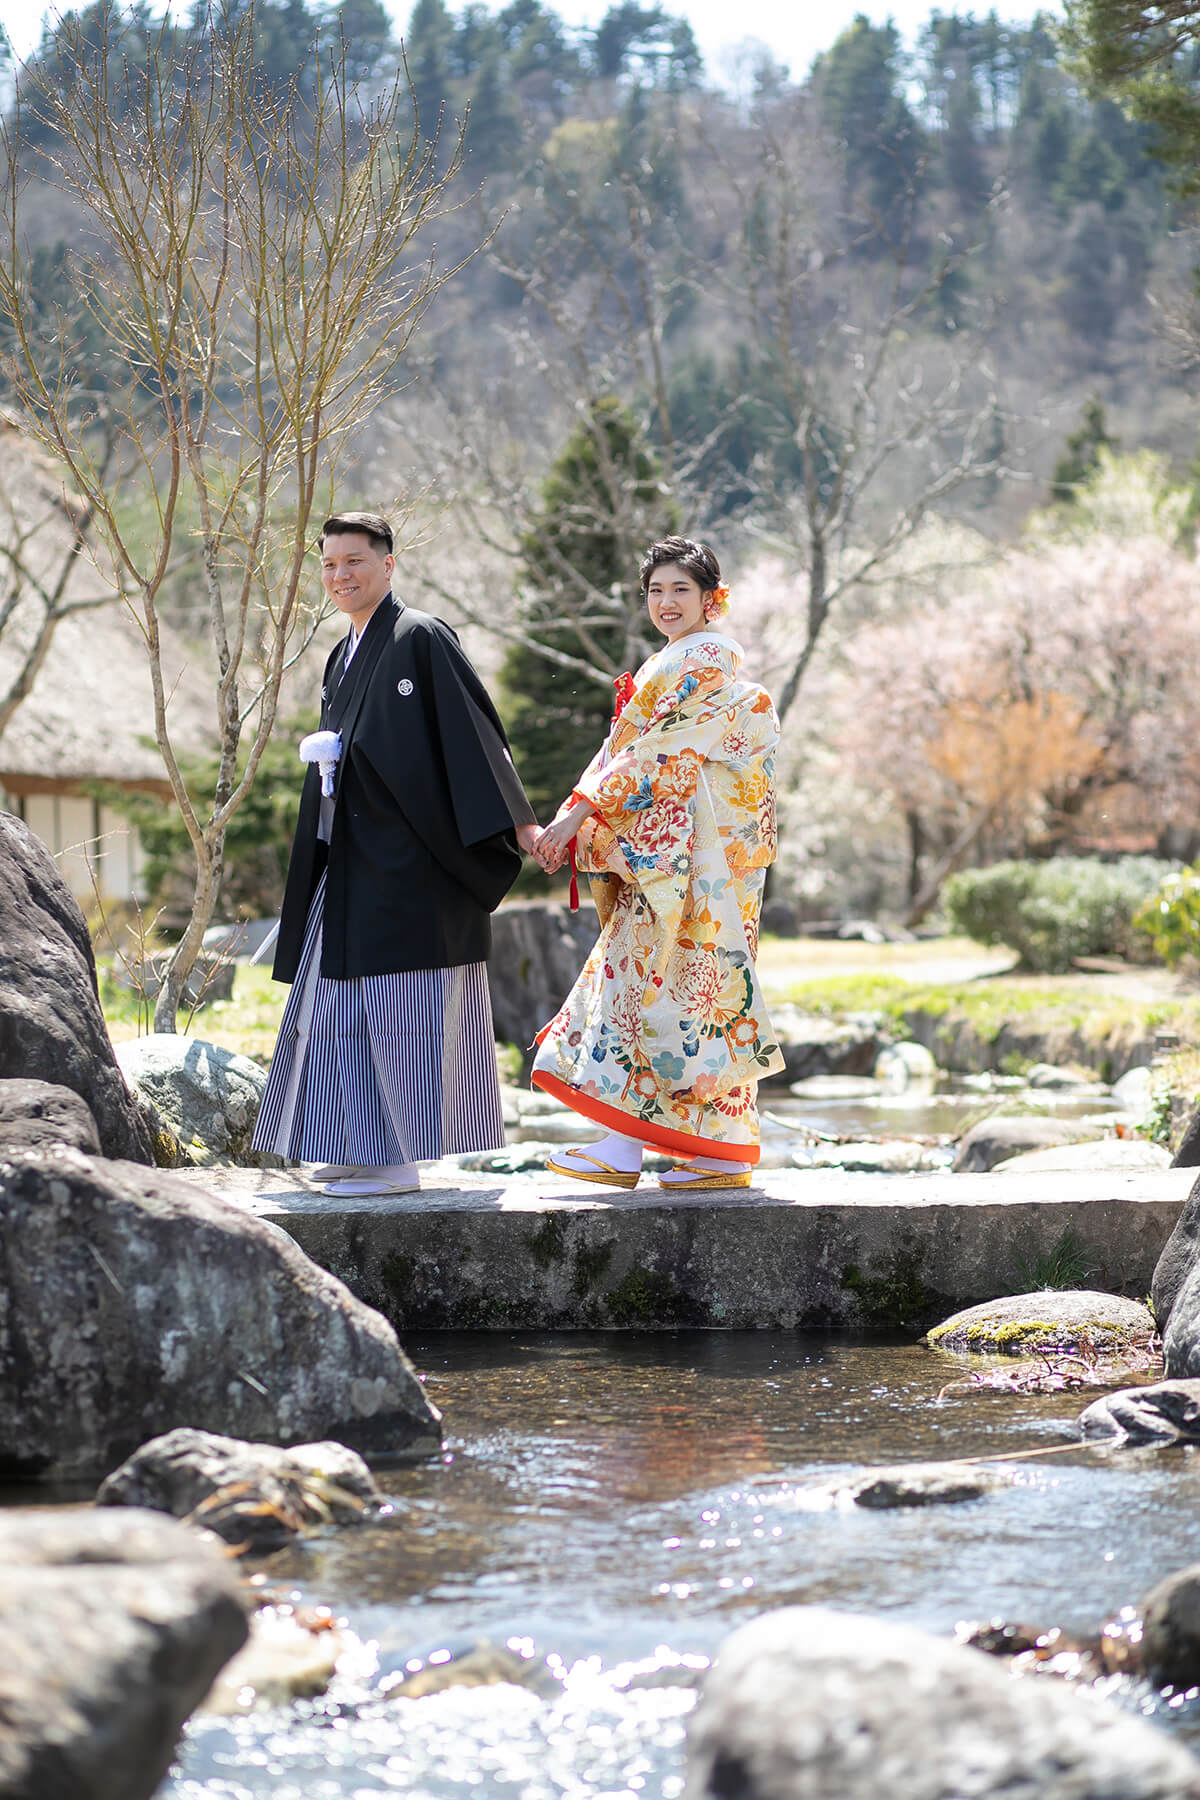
[531,632,784,1162]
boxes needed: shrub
[1133,865,1200,970]
[943,857,1175,972]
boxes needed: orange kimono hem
[530,1068,761,1166]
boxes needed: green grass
[769,971,1200,1051]
[101,960,289,1064]
[100,959,526,1082]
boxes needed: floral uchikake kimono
[531,632,784,1164]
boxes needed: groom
[252,511,539,1195]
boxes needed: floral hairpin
[703,584,731,622]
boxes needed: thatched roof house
[0,420,213,905]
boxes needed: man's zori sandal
[658,1163,753,1190]
[545,1148,641,1189]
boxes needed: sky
[0,0,1064,74]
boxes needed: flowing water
[160,1332,1200,1799]
[766,1084,1115,1143]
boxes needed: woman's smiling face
[645,561,707,641]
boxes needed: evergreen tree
[1051,397,1118,502]
[405,0,456,142]
[593,3,701,87]
[1063,0,1200,193]
[499,397,674,821]
[815,16,924,223]
[942,50,988,207]
[612,81,687,215]
[661,346,809,516]
[497,0,581,97]
[464,50,523,170]
[454,2,502,76]
[1029,98,1073,195]
[326,0,394,83]
[1054,127,1125,211]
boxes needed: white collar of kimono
[342,592,394,668]
[651,629,743,659]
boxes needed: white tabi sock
[560,1132,644,1175]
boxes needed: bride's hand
[534,818,575,872]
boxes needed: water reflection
[160,1334,1200,1797]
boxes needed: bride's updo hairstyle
[638,536,730,622]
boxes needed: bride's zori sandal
[545,1147,641,1189]
[658,1163,753,1190]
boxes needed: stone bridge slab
[184,1166,1192,1335]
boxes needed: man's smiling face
[320,531,394,631]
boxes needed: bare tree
[407,111,718,697]
[412,87,1015,748]
[704,89,1013,725]
[0,4,479,1028]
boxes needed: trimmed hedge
[943,857,1175,973]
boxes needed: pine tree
[499,398,675,822]
[1051,397,1118,503]
[405,0,456,143]
[464,50,523,171]
[815,17,924,223]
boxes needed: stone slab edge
[186,1168,1191,1334]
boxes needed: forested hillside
[6,1,1188,508]
[4,0,1200,926]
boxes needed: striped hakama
[252,872,505,1164]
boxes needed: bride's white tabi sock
[556,1133,644,1176]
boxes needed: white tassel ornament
[299,729,342,797]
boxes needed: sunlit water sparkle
[152,1333,1200,1798]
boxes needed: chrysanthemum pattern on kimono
[531,633,784,1162]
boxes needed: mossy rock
[927,1290,1156,1356]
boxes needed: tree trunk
[905,807,924,905]
[902,804,996,929]
[151,838,223,1033]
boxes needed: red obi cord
[566,672,634,912]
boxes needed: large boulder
[927,1290,1156,1356]
[684,1606,1200,1800]
[1152,1171,1200,1338]
[1163,1247,1200,1380]
[1141,1566,1200,1691]
[0,1077,100,1155]
[767,1006,883,1087]
[97,1427,385,1550]
[115,1034,268,1165]
[952,1113,1101,1172]
[1080,1381,1200,1445]
[992,1139,1171,1175]
[0,1506,247,1800]
[1173,1105,1200,1170]
[486,901,598,1060]
[0,814,152,1162]
[0,1148,442,1480]
[874,1041,937,1089]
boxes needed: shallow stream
[160,1332,1200,1799]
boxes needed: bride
[530,535,783,1190]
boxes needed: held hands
[529,798,593,873]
